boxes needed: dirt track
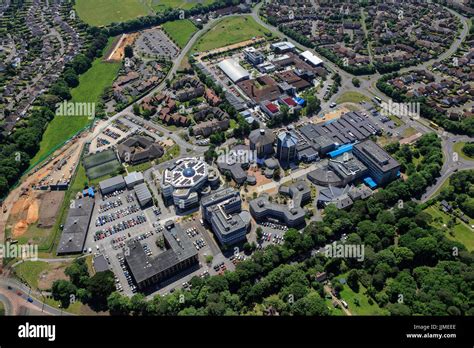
[0,135,87,252]
[106,33,139,62]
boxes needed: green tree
[51,280,77,308]
[87,270,115,311]
[292,292,329,316]
[124,45,134,59]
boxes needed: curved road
[0,277,70,316]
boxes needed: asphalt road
[0,277,70,316]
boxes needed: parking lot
[256,221,288,249]
[83,187,162,295]
[135,28,179,59]
[89,122,132,153]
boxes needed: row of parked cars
[261,222,288,231]
[93,214,147,241]
[193,238,206,250]
[104,128,121,140]
[187,226,199,238]
[213,261,227,273]
[152,206,161,216]
[142,243,153,257]
[230,254,246,265]
[125,194,135,203]
[95,204,140,226]
[103,189,125,201]
[261,232,285,244]
[98,197,123,213]
[96,137,111,148]
[118,254,137,293]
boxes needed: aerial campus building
[117,135,164,165]
[307,140,400,189]
[99,175,126,195]
[57,197,95,255]
[277,130,298,166]
[201,187,251,245]
[216,144,256,185]
[352,140,401,186]
[217,58,250,83]
[249,128,275,160]
[160,157,219,211]
[273,111,382,168]
[249,181,311,228]
[317,184,374,210]
[125,220,198,290]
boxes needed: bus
[372,96,382,104]
[429,121,439,129]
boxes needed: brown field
[37,191,66,228]
[11,194,39,237]
[8,189,65,238]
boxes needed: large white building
[300,50,324,67]
[218,58,250,83]
[159,158,219,211]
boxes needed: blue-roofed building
[364,177,377,189]
[328,143,354,158]
[294,97,305,106]
[88,187,95,198]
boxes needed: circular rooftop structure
[165,158,209,190]
[183,167,196,178]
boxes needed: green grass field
[75,0,215,27]
[192,16,272,53]
[87,160,121,180]
[32,57,120,165]
[162,19,198,48]
[402,127,418,138]
[388,114,404,127]
[75,0,151,27]
[83,149,117,169]
[0,301,5,315]
[158,144,180,163]
[14,261,50,288]
[126,161,153,173]
[336,91,370,104]
[424,205,474,251]
[336,274,388,315]
[150,0,214,12]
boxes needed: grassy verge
[158,144,180,164]
[44,296,96,315]
[453,142,474,161]
[32,44,120,165]
[14,261,50,288]
[126,161,153,173]
[388,114,404,127]
[402,127,418,138]
[424,205,474,251]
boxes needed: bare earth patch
[38,263,69,290]
[37,191,65,228]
